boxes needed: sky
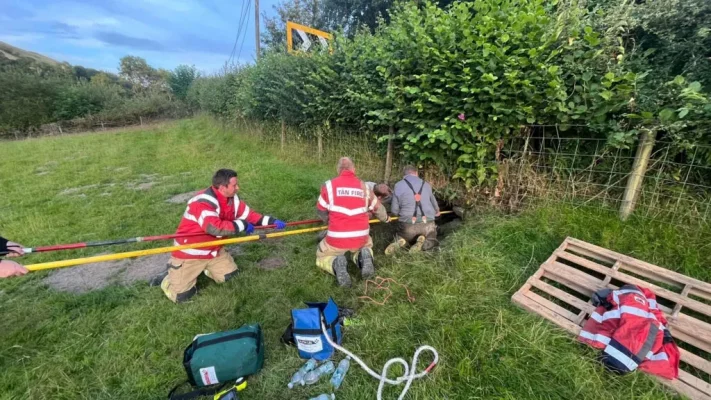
[0,0,282,74]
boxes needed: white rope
[321,322,438,400]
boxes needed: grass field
[1,117,709,400]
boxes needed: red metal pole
[4,218,324,255]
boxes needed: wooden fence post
[619,129,656,221]
[317,127,323,162]
[281,119,286,151]
[384,125,394,183]
[56,123,63,135]
[139,116,144,126]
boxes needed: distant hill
[0,41,60,66]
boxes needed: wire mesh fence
[230,119,396,184]
[226,119,711,227]
[501,131,711,228]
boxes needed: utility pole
[255,0,260,60]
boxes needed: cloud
[60,16,120,28]
[48,22,80,38]
[94,31,165,51]
[0,0,268,71]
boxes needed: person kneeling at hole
[155,168,286,303]
[316,157,389,287]
[366,181,394,212]
[385,165,440,255]
[316,181,393,242]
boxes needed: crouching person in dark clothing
[0,236,28,278]
[385,166,440,255]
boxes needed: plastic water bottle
[308,394,335,400]
[288,359,318,389]
[330,357,351,390]
[303,360,335,385]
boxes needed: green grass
[1,117,709,399]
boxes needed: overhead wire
[226,1,245,64]
[236,0,252,63]
[227,0,251,65]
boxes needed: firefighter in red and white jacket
[158,169,286,303]
[316,157,389,287]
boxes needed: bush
[190,0,711,186]
[53,82,125,121]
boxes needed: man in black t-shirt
[0,236,28,278]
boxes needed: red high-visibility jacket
[172,187,275,259]
[316,170,382,249]
[579,285,680,379]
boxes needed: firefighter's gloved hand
[274,220,287,230]
[244,222,255,235]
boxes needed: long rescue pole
[2,219,323,256]
[24,212,452,272]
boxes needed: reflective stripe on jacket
[172,187,274,259]
[578,284,680,379]
[317,170,381,249]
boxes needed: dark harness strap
[403,179,426,224]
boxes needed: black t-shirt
[0,236,8,254]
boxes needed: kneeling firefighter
[316,157,389,287]
[157,168,286,303]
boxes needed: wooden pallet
[512,237,711,400]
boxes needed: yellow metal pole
[25,212,452,272]
[26,226,325,272]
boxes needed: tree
[119,56,164,90]
[262,0,460,52]
[72,65,103,81]
[91,72,117,86]
[262,0,325,52]
[321,0,393,34]
[168,65,198,100]
[632,0,711,89]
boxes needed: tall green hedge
[191,0,711,186]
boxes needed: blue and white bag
[288,298,343,360]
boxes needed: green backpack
[169,324,264,399]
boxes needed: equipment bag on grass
[282,298,342,360]
[169,323,264,400]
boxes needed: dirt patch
[119,253,171,285]
[44,253,170,293]
[135,182,155,190]
[59,184,99,196]
[166,191,198,204]
[225,245,244,258]
[258,257,287,270]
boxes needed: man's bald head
[337,157,355,174]
[403,165,418,176]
